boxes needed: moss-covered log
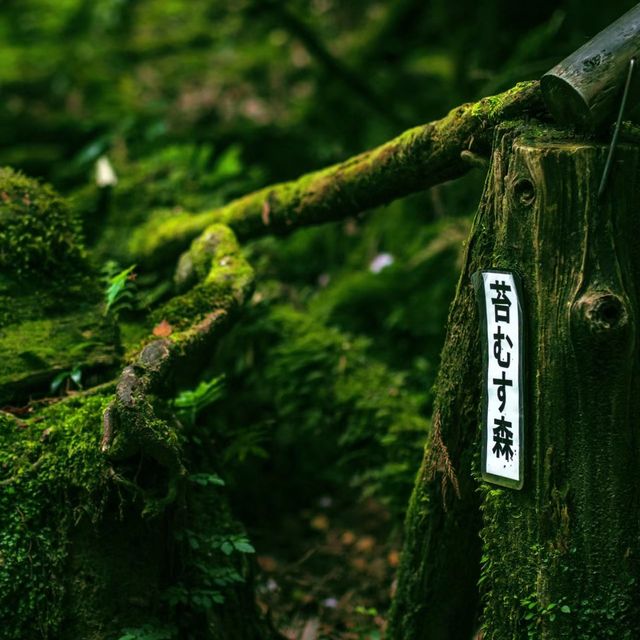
[130,82,545,268]
[389,123,640,639]
[0,168,120,405]
[0,172,273,639]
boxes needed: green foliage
[6,1,634,636]
[352,605,382,639]
[117,623,177,640]
[520,593,572,636]
[163,468,258,634]
[173,375,226,427]
[103,262,137,317]
[188,472,225,487]
[209,302,431,519]
[50,363,83,394]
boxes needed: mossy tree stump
[390,123,640,639]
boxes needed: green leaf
[220,541,234,555]
[188,473,225,487]
[561,605,571,614]
[233,540,255,554]
[50,371,69,394]
[70,365,83,387]
[104,264,136,315]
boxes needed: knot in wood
[137,339,171,371]
[512,177,536,207]
[575,292,629,334]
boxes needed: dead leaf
[310,514,330,531]
[341,530,356,546]
[152,320,173,337]
[262,199,271,225]
[258,555,278,572]
[355,535,375,553]
[300,617,319,640]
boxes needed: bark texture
[389,123,640,639]
[130,82,546,268]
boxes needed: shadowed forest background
[0,1,637,639]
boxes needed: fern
[102,261,137,317]
[173,375,226,427]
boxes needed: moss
[0,310,119,405]
[127,208,212,270]
[468,81,537,119]
[156,224,254,330]
[0,389,264,639]
[0,167,87,278]
[0,393,112,639]
[0,167,120,405]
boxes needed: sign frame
[472,268,525,490]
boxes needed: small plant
[353,605,382,639]
[212,533,255,556]
[166,528,254,611]
[188,472,225,488]
[521,594,571,637]
[172,375,226,427]
[103,261,137,317]
[50,365,83,394]
[117,623,176,640]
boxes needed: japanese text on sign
[473,270,524,489]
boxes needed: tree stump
[390,123,640,639]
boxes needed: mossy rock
[0,168,120,405]
[0,167,86,277]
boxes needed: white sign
[472,269,524,489]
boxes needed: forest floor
[252,497,400,640]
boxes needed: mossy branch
[102,224,254,514]
[131,81,545,268]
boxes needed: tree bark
[389,123,640,639]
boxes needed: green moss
[128,209,214,270]
[470,81,539,119]
[210,302,430,517]
[0,168,120,405]
[0,393,112,639]
[156,224,254,330]
[0,310,119,405]
[0,167,87,278]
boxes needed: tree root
[102,224,254,515]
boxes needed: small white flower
[369,252,394,273]
[322,597,338,609]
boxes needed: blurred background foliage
[0,0,635,564]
